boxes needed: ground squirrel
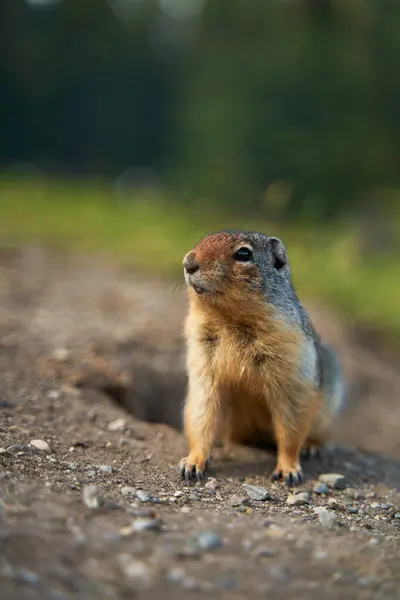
[178,230,344,486]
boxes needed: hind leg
[301,438,325,459]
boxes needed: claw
[301,445,322,460]
[271,467,303,487]
[284,469,303,487]
[177,456,210,483]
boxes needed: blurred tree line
[1,0,400,221]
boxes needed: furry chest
[209,329,275,388]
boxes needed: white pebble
[29,439,51,453]
[314,507,338,528]
[82,484,103,509]
[107,418,126,432]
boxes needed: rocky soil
[0,246,399,600]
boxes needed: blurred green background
[1,0,399,337]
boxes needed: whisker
[172,281,186,296]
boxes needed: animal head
[182,230,291,307]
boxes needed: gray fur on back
[317,341,345,417]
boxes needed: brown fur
[179,232,325,484]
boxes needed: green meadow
[1,177,399,338]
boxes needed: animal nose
[183,254,199,275]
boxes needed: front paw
[271,464,303,487]
[177,455,210,482]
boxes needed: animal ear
[269,237,288,271]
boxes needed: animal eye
[233,247,253,262]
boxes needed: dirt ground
[0,246,399,600]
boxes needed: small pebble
[107,418,126,432]
[136,490,151,503]
[327,498,341,509]
[47,390,60,400]
[216,577,238,590]
[18,570,39,585]
[205,478,218,491]
[98,464,113,474]
[193,531,222,550]
[313,550,328,560]
[121,486,136,497]
[7,444,34,454]
[314,507,338,528]
[181,577,198,590]
[174,490,184,498]
[167,567,186,582]
[370,502,380,509]
[242,539,255,551]
[347,507,358,514]
[0,447,8,454]
[242,484,271,501]
[357,577,374,588]
[287,493,309,506]
[85,470,96,478]
[129,508,156,518]
[53,348,69,362]
[345,488,363,500]
[269,566,289,581]
[368,538,378,546]
[394,513,400,519]
[313,482,329,495]
[264,525,286,539]
[82,484,103,509]
[229,495,249,507]
[132,518,163,533]
[254,546,276,557]
[117,555,152,588]
[318,473,346,490]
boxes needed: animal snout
[183,254,200,275]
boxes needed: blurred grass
[0,176,399,338]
